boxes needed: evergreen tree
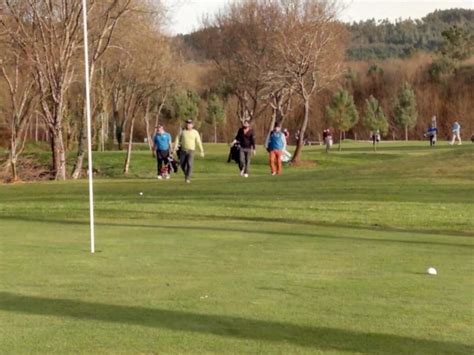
[362,96,388,151]
[430,26,473,77]
[440,26,473,61]
[393,82,418,141]
[326,90,359,151]
[205,94,226,143]
[173,90,200,124]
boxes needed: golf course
[0,142,473,354]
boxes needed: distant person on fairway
[153,125,172,180]
[266,123,286,175]
[174,119,204,183]
[425,124,438,147]
[371,129,381,147]
[450,121,462,145]
[232,120,256,178]
[323,129,333,153]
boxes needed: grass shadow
[1,215,473,249]
[0,292,471,354]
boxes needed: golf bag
[227,143,240,164]
[167,156,179,174]
[281,149,292,163]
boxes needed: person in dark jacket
[232,120,256,177]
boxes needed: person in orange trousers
[266,123,286,175]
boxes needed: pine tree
[326,90,359,151]
[362,96,388,151]
[205,94,226,143]
[393,82,418,141]
[173,90,200,123]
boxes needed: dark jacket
[235,128,256,150]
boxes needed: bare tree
[199,0,280,123]
[0,54,37,181]
[71,0,133,179]
[276,0,347,163]
[0,0,134,179]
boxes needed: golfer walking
[450,121,462,145]
[175,119,204,183]
[153,125,172,180]
[232,120,256,178]
[266,123,286,175]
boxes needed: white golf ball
[427,267,437,275]
[139,192,143,196]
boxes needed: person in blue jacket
[152,125,172,179]
[265,123,287,175]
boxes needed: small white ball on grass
[427,267,437,276]
[139,192,144,196]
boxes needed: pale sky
[163,0,474,35]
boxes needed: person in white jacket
[450,121,462,145]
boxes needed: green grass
[1,141,473,354]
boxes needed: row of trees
[0,0,179,181]
[190,0,348,163]
[327,82,417,151]
[0,1,472,182]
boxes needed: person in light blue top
[450,121,462,145]
[153,125,173,179]
[265,123,287,175]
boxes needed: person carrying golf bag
[153,124,172,180]
[231,120,256,178]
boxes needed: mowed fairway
[1,142,473,354]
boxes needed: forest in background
[347,8,473,60]
[0,1,472,182]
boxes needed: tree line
[347,8,473,60]
[0,1,472,182]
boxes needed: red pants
[269,150,283,174]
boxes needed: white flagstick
[82,0,95,254]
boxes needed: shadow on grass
[93,209,474,239]
[0,292,471,354]
[189,214,474,238]
[1,215,473,248]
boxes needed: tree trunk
[144,98,153,150]
[35,114,39,142]
[338,131,342,151]
[71,116,86,179]
[144,116,152,150]
[154,97,167,128]
[292,98,310,163]
[9,138,18,182]
[98,113,106,152]
[123,117,135,175]
[405,125,408,141]
[10,158,18,182]
[51,128,67,180]
[268,110,277,141]
[214,123,217,144]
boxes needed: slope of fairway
[1,142,473,354]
